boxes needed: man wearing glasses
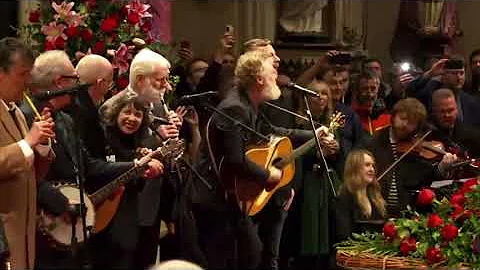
[22,50,137,269]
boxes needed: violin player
[363,98,458,217]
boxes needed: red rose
[460,178,478,193]
[441,224,458,242]
[399,237,416,256]
[450,192,465,206]
[425,247,443,264]
[44,40,55,51]
[427,213,443,228]
[416,188,435,206]
[116,76,129,91]
[80,29,93,42]
[65,26,78,38]
[100,17,119,33]
[383,222,397,239]
[127,13,140,25]
[28,10,40,23]
[54,37,65,49]
[92,41,105,54]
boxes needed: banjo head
[38,183,95,247]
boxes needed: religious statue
[278,0,328,34]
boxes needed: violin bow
[377,130,432,182]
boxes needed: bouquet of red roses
[336,178,480,268]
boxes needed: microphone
[33,83,91,101]
[286,82,320,97]
[176,91,217,105]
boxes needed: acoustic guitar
[219,112,344,216]
[91,138,185,232]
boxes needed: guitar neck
[276,137,317,168]
[276,125,338,168]
[89,165,145,205]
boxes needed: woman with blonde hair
[333,149,386,243]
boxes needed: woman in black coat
[92,94,165,269]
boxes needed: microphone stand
[302,94,337,197]
[69,91,92,269]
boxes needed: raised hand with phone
[214,24,235,64]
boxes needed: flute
[23,92,56,144]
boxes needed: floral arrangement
[20,0,176,93]
[336,178,480,268]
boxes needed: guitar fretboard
[89,165,145,205]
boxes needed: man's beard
[140,79,164,103]
[263,83,281,101]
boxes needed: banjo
[37,138,185,249]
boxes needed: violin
[396,139,447,160]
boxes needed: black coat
[64,90,107,159]
[210,89,313,186]
[332,191,385,244]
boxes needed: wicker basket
[336,251,473,270]
[336,250,429,270]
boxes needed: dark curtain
[0,2,18,39]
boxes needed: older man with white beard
[101,48,183,141]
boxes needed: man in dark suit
[203,49,330,269]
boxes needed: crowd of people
[0,26,479,270]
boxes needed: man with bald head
[69,54,113,158]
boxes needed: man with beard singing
[201,49,331,269]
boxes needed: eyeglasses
[60,74,80,83]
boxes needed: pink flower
[125,0,152,20]
[52,1,74,20]
[111,43,131,76]
[64,11,85,27]
[41,22,67,42]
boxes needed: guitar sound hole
[272,157,283,168]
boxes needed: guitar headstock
[328,111,346,133]
[156,138,186,161]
